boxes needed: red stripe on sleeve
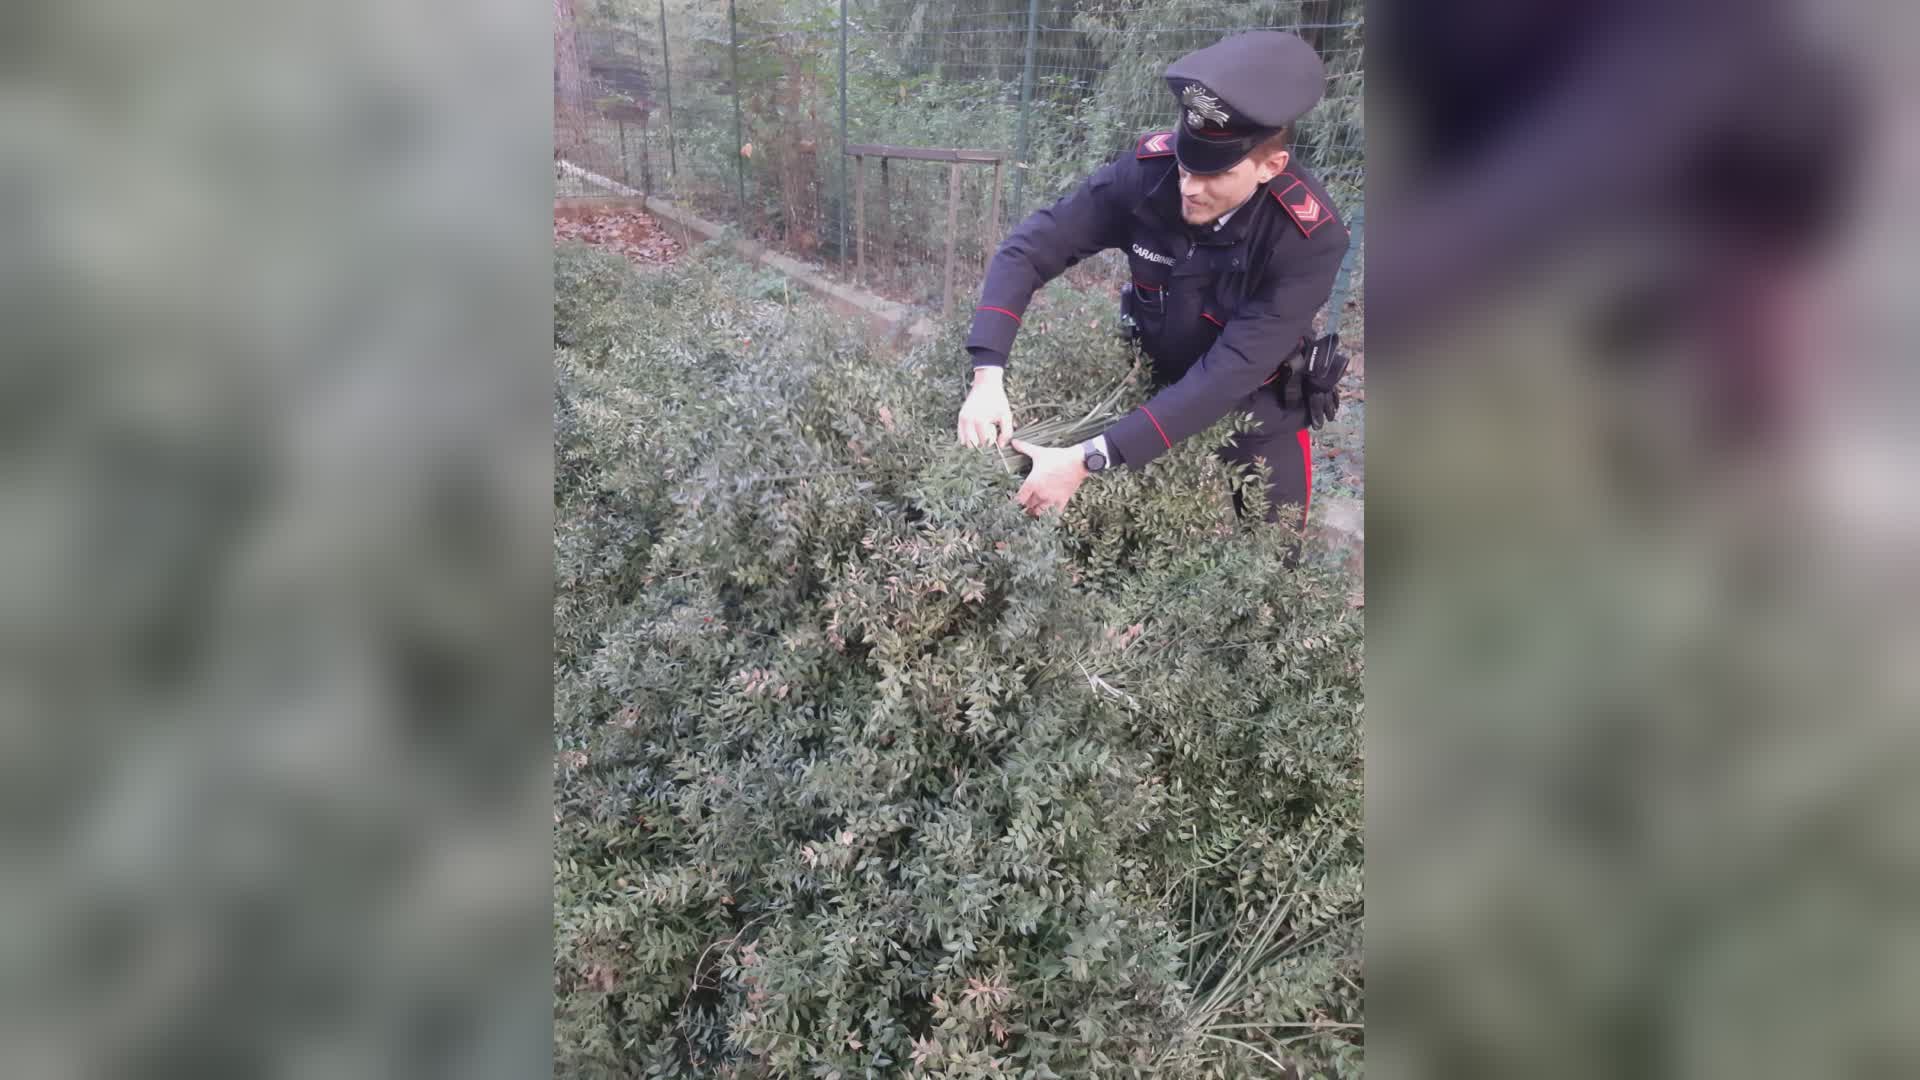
[976,306,1022,323]
[1262,337,1306,385]
[1201,311,1224,328]
[1142,406,1172,450]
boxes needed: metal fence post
[942,160,962,315]
[658,0,676,180]
[839,0,850,266]
[640,112,652,194]
[618,118,629,187]
[1010,0,1039,218]
[986,158,1002,267]
[729,0,746,217]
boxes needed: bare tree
[554,0,590,161]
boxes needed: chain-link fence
[556,0,1363,319]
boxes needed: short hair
[1252,128,1294,164]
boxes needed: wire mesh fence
[556,0,1364,318]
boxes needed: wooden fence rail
[846,143,1006,316]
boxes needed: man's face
[1177,149,1289,226]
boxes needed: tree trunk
[554,0,590,161]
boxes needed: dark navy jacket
[966,131,1348,469]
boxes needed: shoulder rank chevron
[1271,173,1337,238]
[1135,131,1175,159]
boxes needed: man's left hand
[1010,438,1088,516]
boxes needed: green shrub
[554,241,1362,1078]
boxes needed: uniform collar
[1188,186,1263,246]
[1136,166,1264,246]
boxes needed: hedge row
[553,242,1363,1078]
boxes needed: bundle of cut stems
[995,365,1140,474]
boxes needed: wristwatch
[1081,435,1110,473]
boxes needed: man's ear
[1255,149,1290,185]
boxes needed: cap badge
[1181,84,1231,130]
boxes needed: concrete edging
[556,162,925,345]
[1313,494,1363,570]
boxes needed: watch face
[1084,449,1108,473]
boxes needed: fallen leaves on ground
[554,206,684,266]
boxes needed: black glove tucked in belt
[1280,333,1350,430]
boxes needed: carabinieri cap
[1163,30,1327,175]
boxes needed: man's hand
[958,366,1014,448]
[1010,438,1089,516]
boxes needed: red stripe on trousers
[1297,428,1313,520]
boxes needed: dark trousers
[1217,384,1313,531]
[1137,333,1312,534]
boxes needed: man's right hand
[957,366,1014,448]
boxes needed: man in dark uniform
[956,30,1351,527]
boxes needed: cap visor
[1173,127,1255,174]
